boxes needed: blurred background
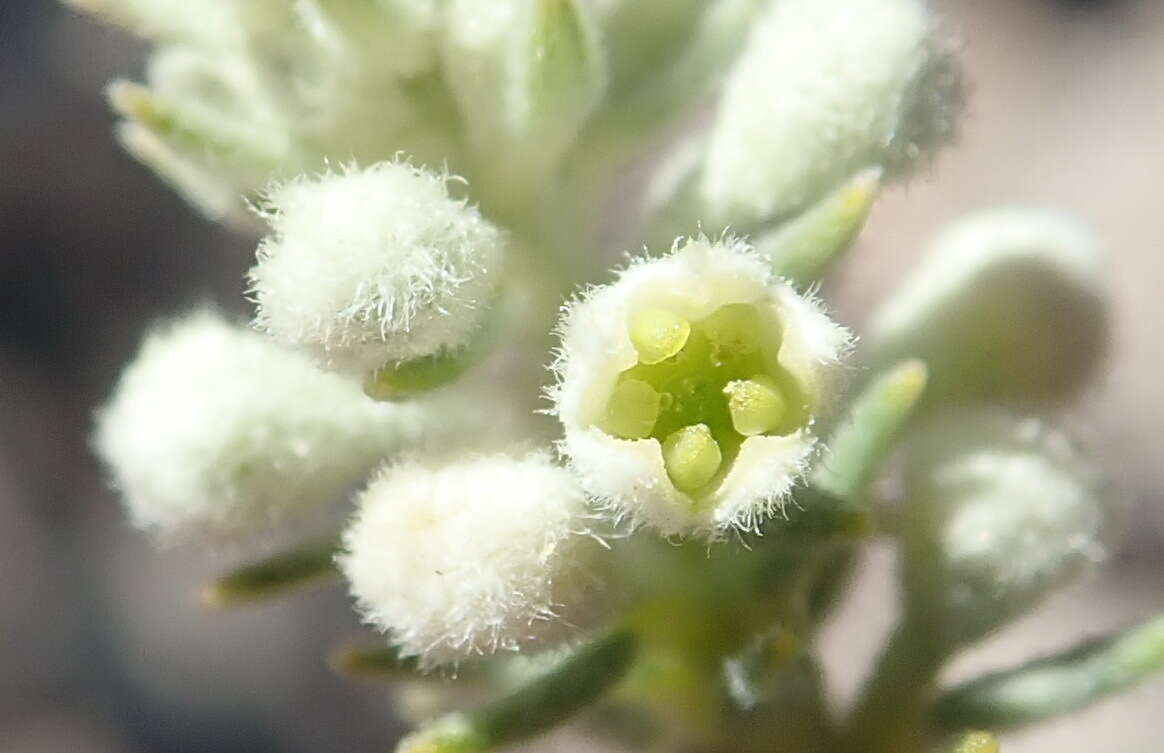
[1,0,1161,751]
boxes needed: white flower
[249,162,509,377]
[339,452,598,668]
[867,207,1107,403]
[699,0,961,226]
[901,409,1108,649]
[551,236,851,538]
[94,310,428,539]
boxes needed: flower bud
[94,310,426,539]
[900,409,1108,650]
[699,0,962,226]
[441,0,607,195]
[63,0,236,43]
[866,208,1108,404]
[551,237,851,538]
[339,452,599,668]
[249,162,509,381]
[304,0,439,77]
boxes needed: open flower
[551,237,851,538]
[339,452,599,668]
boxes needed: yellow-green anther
[629,308,691,365]
[949,731,999,753]
[662,424,723,493]
[724,374,787,436]
[600,379,663,439]
[364,350,475,401]
[699,302,765,358]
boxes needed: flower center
[598,303,810,495]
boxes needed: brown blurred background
[0,1,1160,751]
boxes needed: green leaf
[107,80,284,169]
[757,167,883,285]
[811,359,928,503]
[527,0,600,123]
[398,630,639,753]
[932,614,1164,731]
[329,643,423,679]
[201,536,340,608]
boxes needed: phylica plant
[75,1,1162,752]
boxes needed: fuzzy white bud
[699,0,961,226]
[339,452,598,668]
[867,207,1108,404]
[901,409,1108,649]
[94,310,427,539]
[249,162,509,377]
[551,236,851,538]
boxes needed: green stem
[841,622,944,753]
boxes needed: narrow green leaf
[107,80,285,168]
[757,167,883,285]
[932,614,1164,731]
[811,359,928,503]
[201,536,341,608]
[329,643,423,679]
[398,630,639,753]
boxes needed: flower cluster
[76,1,1150,752]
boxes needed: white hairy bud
[249,162,509,377]
[867,207,1108,404]
[339,452,598,668]
[94,310,427,539]
[551,236,851,538]
[901,409,1108,649]
[700,0,961,226]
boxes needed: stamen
[599,379,663,439]
[662,424,723,493]
[700,303,766,359]
[724,375,787,436]
[628,309,691,365]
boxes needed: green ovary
[597,303,810,496]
